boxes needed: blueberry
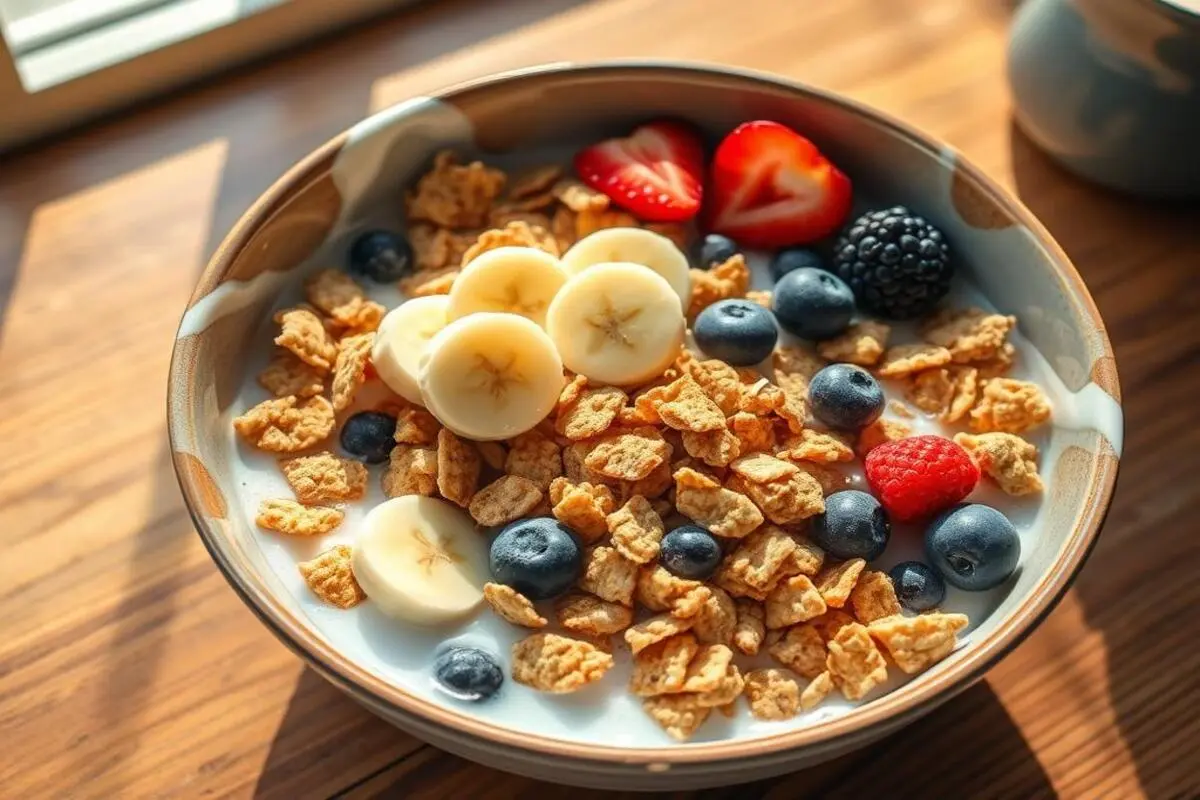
[811,490,890,561]
[339,411,397,463]
[433,646,503,701]
[696,234,740,269]
[887,561,946,612]
[925,504,1021,591]
[349,230,413,282]
[693,299,778,366]
[771,267,856,340]
[489,517,583,600]
[808,364,885,430]
[769,248,825,283]
[660,524,723,579]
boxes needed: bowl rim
[169,59,1121,765]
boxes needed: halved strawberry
[573,121,705,222]
[707,120,852,248]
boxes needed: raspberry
[864,435,979,523]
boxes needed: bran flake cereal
[298,545,365,609]
[256,499,343,536]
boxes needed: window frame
[0,0,409,153]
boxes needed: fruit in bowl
[169,63,1120,790]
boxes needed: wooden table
[1,0,1197,796]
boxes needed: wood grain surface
[1,0,1197,797]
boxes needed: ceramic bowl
[168,61,1122,790]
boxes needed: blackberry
[832,206,953,319]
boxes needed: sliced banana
[560,227,692,308]
[371,295,450,405]
[447,246,568,328]
[545,262,685,386]
[419,312,564,441]
[351,496,490,625]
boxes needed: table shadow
[1008,118,1200,800]
[254,670,1053,798]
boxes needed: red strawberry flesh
[573,121,704,222]
[708,120,852,248]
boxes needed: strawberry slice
[708,120,852,248]
[573,121,705,222]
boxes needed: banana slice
[560,227,692,308]
[545,262,685,386]
[419,312,564,441]
[371,295,450,405]
[351,496,489,625]
[447,246,568,328]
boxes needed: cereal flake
[730,453,799,483]
[257,350,325,398]
[857,418,913,457]
[607,495,665,564]
[678,355,744,416]
[399,266,459,297]
[673,467,764,538]
[394,407,441,445]
[556,385,626,440]
[877,343,953,378]
[848,570,902,623]
[800,671,834,711]
[584,427,670,481]
[970,378,1052,433]
[382,445,438,497]
[256,498,343,536]
[744,668,803,721]
[234,395,335,452]
[580,546,639,606]
[681,427,742,467]
[868,612,969,674]
[630,633,700,696]
[715,525,797,594]
[555,592,634,636]
[729,412,776,454]
[826,622,889,700]
[692,586,737,646]
[906,366,978,423]
[687,254,750,320]
[550,478,615,542]
[624,613,695,654]
[461,220,559,265]
[728,469,825,525]
[765,575,828,629]
[636,564,712,618]
[954,432,1044,495]
[436,429,481,506]
[304,269,384,331]
[657,376,727,433]
[767,622,828,679]
[330,332,373,412]
[680,645,735,693]
[484,582,548,628]
[506,430,563,489]
[511,633,614,693]
[298,545,365,609]
[643,695,711,742]
[280,451,368,504]
[553,178,610,212]
[818,321,891,366]
[921,307,1016,363]
[273,307,338,370]
[733,599,766,655]
[406,150,506,228]
[815,558,866,608]
[469,476,543,527]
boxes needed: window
[0,0,413,152]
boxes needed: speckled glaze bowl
[168,62,1122,790]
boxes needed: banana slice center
[584,295,643,353]
[411,528,462,574]
[484,282,545,317]
[466,351,528,402]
